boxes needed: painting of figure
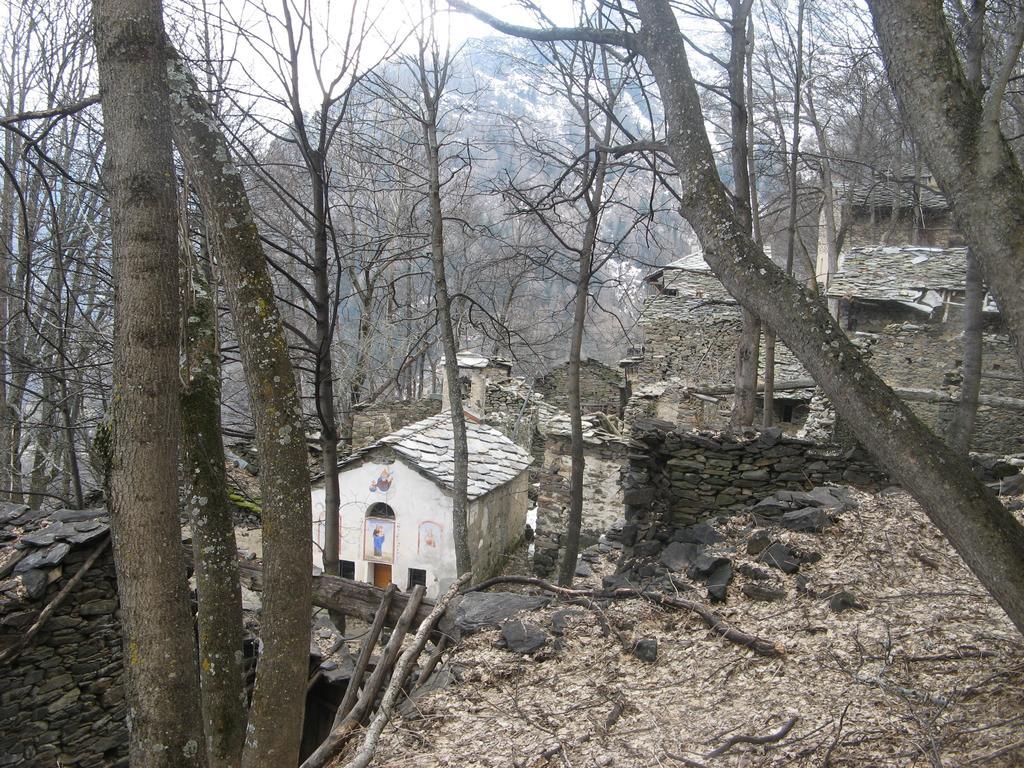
[418,521,443,554]
[369,467,393,494]
[364,518,395,563]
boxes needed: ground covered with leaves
[350,488,1024,767]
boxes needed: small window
[366,502,395,519]
[408,568,427,590]
[339,560,355,580]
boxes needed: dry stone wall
[351,397,442,448]
[619,420,884,558]
[534,359,624,414]
[533,435,627,578]
[1,513,126,768]
[855,322,1024,454]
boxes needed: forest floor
[341,488,1024,767]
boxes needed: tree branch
[447,1,638,49]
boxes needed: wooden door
[372,563,392,588]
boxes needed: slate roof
[826,245,970,308]
[339,412,532,500]
[838,177,948,212]
[663,251,711,273]
[0,503,110,609]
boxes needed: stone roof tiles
[1,503,110,609]
[341,412,532,500]
[838,177,949,212]
[827,245,969,306]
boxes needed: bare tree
[92,0,205,764]
[179,190,246,768]
[167,46,313,767]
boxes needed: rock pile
[621,421,883,557]
[613,483,857,605]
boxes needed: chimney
[440,352,512,417]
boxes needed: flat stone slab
[780,507,831,533]
[448,592,550,634]
[499,620,548,654]
[758,542,800,574]
[660,542,702,572]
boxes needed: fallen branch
[333,584,396,721]
[0,535,111,665]
[705,715,798,757]
[469,575,782,657]
[343,575,470,768]
[239,562,436,629]
[301,585,426,768]
[414,634,449,691]
[666,715,799,766]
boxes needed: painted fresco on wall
[364,518,395,563]
[417,521,443,554]
[369,466,394,494]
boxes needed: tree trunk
[311,164,342,593]
[949,250,984,453]
[632,0,1024,635]
[556,148,606,587]
[728,0,759,427]
[166,48,313,768]
[423,99,472,577]
[180,212,246,768]
[92,2,206,764]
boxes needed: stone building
[311,412,532,598]
[625,251,812,432]
[817,165,961,266]
[0,504,125,768]
[531,414,627,578]
[349,397,442,449]
[534,358,625,416]
[821,244,1024,452]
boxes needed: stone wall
[1,546,126,767]
[854,320,1024,454]
[619,420,884,557]
[535,359,624,414]
[471,472,530,582]
[534,435,628,577]
[351,397,442,448]
[631,287,811,433]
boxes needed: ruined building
[623,251,812,433]
[814,170,1024,453]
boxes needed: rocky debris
[602,573,641,591]
[741,583,787,602]
[550,610,583,637]
[780,508,832,532]
[672,522,724,546]
[631,637,658,663]
[498,620,548,654]
[574,560,593,578]
[704,560,733,603]
[999,472,1024,497]
[736,562,773,581]
[660,542,701,573]
[828,590,867,614]
[758,542,801,574]
[447,592,550,636]
[971,452,1023,482]
[746,530,772,555]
